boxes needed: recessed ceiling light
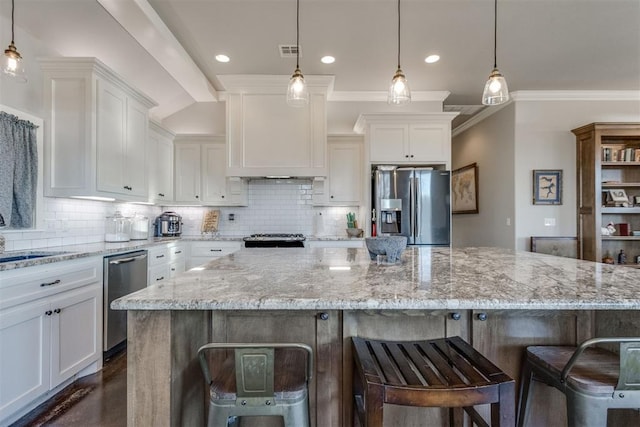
[321,56,335,64]
[215,54,230,63]
[425,54,440,64]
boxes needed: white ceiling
[3,0,640,125]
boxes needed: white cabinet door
[96,80,148,198]
[42,58,155,202]
[97,79,127,195]
[125,98,149,198]
[328,141,362,204]
[408,124,450,163]
[369,124,409,162]
[50,284,101,387]
[201,144,227,203]
[148,125,174,203]
[174,143,202,203]
[0,299,51,420]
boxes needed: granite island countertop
[112,246,640,311]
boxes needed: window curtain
[0,111,38,228]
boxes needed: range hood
[219,75,334,178]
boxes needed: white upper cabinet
[41,58,157,202]
[354,113,458,168]
[148,122,175,204]
[313,135,363,206]
[174,135,247,206]
[219,75,334,177]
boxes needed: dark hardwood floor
[11,352,127,427]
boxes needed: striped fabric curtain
[0,111,38,228]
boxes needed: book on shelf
[602,146,638,162]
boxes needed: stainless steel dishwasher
[103,250,148,356]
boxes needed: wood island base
[127,309,640,427]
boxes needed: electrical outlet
[506,218,511,226]
[544,218,556,227]
[228,213,235,221]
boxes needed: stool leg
[492,378,516,427]
[449,407,464,427]
[364,384,384,427]
[208,404,232,427]
[566,391,608,427]
[516,359,534,427]
[282,396,310,427]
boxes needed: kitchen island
[113,246,640,427]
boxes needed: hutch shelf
[574,122,640,266]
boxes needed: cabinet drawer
[168,243,186,263]
[147,246,170,267]
[190,242,241,257]
[169,260,186,278]
[148,264,170,285]
[0,257,102,310]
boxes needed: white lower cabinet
[188,241,241,270]
[0,258,102,424]
[50,285,101,387]
[147,242,186,284]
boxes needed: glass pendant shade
[482,68,509,105]
[286,67,308,107]
[3,0,27,83]
[388,67,411,105]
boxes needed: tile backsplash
[2,179,361,251]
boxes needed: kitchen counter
[116,246,640,426]
[0,235,357,271]
[113,246,640,311]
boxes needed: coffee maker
[153,211,182,237]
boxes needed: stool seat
[517,337,640,427]
[352,336,515,427]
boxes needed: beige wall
[513,97,640,250]
[452,94,640,251]
[451,104,516,249]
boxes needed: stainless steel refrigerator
[372,166,450,245]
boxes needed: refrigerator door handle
[409,176,415,239]
[415,176,420,240]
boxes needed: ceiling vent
[279,44,301,58]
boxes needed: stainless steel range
[243,233,306,248]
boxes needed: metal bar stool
[517,337,640,427]
[197,342,313,427]
[352,336,515,427]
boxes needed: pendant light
[2,0,27,83]
[286,0,308,107]
[388,0,410,105]
[481,0,508,105]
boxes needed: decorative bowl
[346,228,363,238]
[365,236,408,263]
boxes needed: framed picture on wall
[533,170,562,205]
[452,163,478,214]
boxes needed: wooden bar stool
[351,336,515,427]
[198,342,313,427]
[517,337,640,427]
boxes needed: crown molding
[452,90,640,137]
[328,91,450,102]
[354,112,460,134]
[511,90,640,101]
[452,100,513,137]
[217,74,335,94]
